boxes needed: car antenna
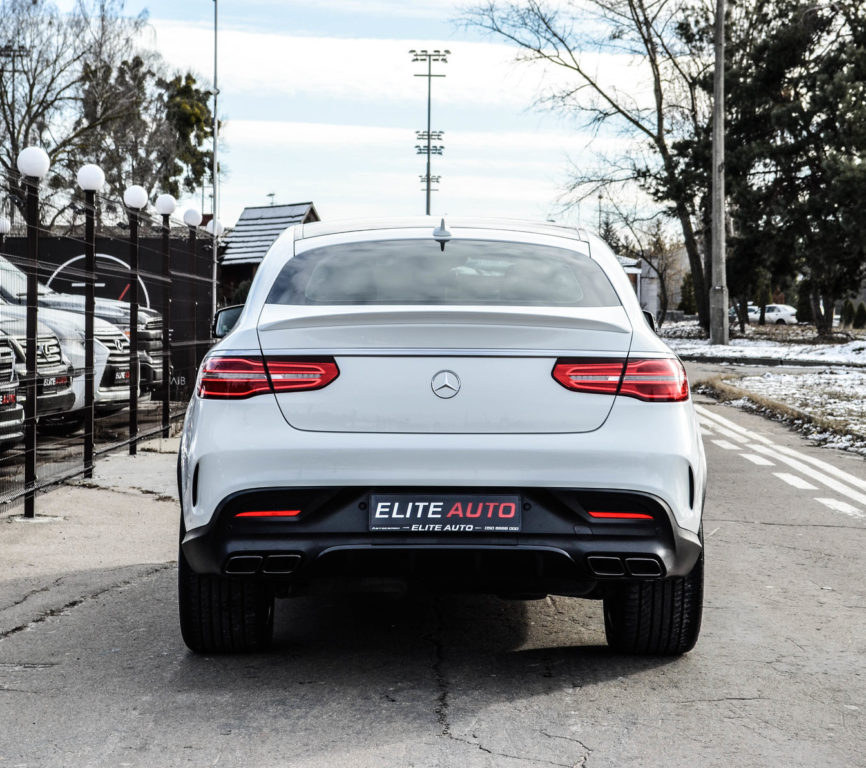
[432,217,451,251]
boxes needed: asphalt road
[1,395,864,767]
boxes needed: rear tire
[603,552,703,655]
[178,544,274,653]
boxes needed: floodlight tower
[409,49,450,215]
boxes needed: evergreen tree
[841,299,856,328]
[678,272,697,315]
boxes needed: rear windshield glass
[266,239,621,307]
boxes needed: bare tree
[603,195,682,326]
[0,1,145,201]
[462,0,715,329]
[0,0,213,227]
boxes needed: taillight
[552,359,625,395]
[266,359,340,393]
[619,358,689,402]
[552,357,688,402]
[197,356,339,399]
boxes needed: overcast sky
[76,0,619,229]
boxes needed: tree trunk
[674,200,709,330]
[810,288,833,337]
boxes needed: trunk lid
[257,305,632,434]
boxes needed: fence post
[183,209,202,398]
[77,165,104,479]
[123,185,147,456]
[17,147,51,519]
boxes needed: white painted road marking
[696,404,866,519]
[740,453,774,466]
[814,498,864,519]
[774,472,818,490]
[711,439,739,450]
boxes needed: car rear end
[179,219,706,655]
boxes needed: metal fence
[0,166,217,516]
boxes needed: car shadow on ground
[171,590,681,706]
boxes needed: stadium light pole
[212,0,220,319]
[410,49,449,215]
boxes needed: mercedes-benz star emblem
[431,370,460,399]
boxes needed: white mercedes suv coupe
[178,218,706,655]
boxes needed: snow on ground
[666,334,866,366]
[661,322,866,457]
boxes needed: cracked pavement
[1,410,865,766]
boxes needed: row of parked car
[0,253,165,450]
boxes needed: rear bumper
[182,486,703,595]
[180,393,707,536]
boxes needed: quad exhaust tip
[587,555,663,578]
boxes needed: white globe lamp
[76,164,105,192]
[155,194,177,216]
[183,208,203,227]
[205,218,224,237]
[17,147,51,179]
[123,185,148,210]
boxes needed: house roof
[220,203,320,265]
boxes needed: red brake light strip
[587,511,654,520]
[235,510,302,518]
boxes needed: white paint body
[181,219,706,536]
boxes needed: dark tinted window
[266,239,620,307]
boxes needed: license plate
[42,376,56,388]
[114,369,130,382]
[370,494,521,533]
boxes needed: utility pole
[709,0,729,345]
[410,49,449,215]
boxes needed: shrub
[841,299,856,327]
[678,272,696,314]
[854,302,866,330]
[795,283,813,323]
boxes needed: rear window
[266,239,621,307]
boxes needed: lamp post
[183,208,202,398]
[206,216,223,329]
[76,164,105,478]
[410,49,449,215]
[16,146,50,519]
[0,215,10,250]
[123,184,148,455]
[155,193,176,438]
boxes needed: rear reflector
[235,510,302,518]
[198,356,338,399]
[587,511,654,520]
[552,357,688,402]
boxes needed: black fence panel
[0,184,217,514]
